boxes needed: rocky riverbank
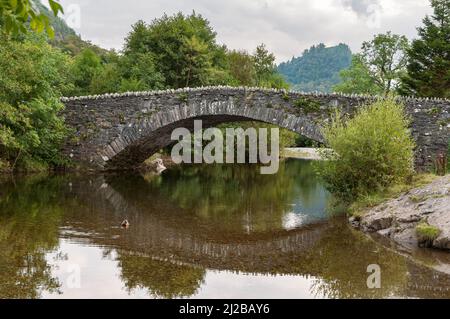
[352,175,450,251]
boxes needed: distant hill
[34,0,110,56]
[277,43,352,93]
[34,0,76,40]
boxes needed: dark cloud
[341,0,381,17]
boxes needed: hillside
[34,0,76,40]
[34,0,109,56]
[278,43,352,93]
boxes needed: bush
[0,34,71,171]
[317,97,415,200]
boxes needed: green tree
[123,13,229,89]
[253,43,288,89]
[89,63,122,94]
[227,50,256,86]
[0,0,63,36]
[333,54,382,95]
[399,0,450,98]
[119,53,165,92]
[362,32,409,94]
[0,34,71,171]
[254,44,275,84]
[335,33,409,95]
[181,35,211,87]
[69,48,103,96]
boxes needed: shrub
[316,97,415,200]
[293,97,321,113]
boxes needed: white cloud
[56,0,432,63]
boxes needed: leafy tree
[123,13,228,89]
[181,35,211,87]
[0,0,63,37]
[89,63,122,94]
[361,32,409,94]
[399,0,450,98]
[122,14,288,90]
[0,34,71,171]
[69,48,103,96]
[333,54,382,95]
[119,53,165,92]
[334,33,409,95]
[253,44,289,89]
[254,44,276,84]
[227,50,256,86]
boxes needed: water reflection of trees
[1,166,449,299]
[0,176,65,298]
[305,218,408,298]
[110,159,328,233]
[116,252,205,298]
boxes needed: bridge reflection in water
[0,160,449,298]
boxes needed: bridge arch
[62,86,450,171]
[102,104,323,170]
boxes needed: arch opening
[104,113,323,170]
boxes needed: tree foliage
[0,34,71,171]
[278,43,352,93]
[0,0,63,37]
[399,0,450,98]
[335,33,409,95]
[122,14,226,89]
[120,13,288,92]
[333,54,382,95]
[317,98,415,200]
[60,12,289,98]
[227,50,256,86]
[360,32,409,94]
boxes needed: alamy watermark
[59,3,82,29]
[170,120,280,175]
[367,264,381,289]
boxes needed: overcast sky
[53,0,432,63]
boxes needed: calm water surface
[0,159,449,299]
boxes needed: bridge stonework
[61,86,450,171]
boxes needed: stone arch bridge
[61,86,450,171]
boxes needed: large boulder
[359,175,450,251]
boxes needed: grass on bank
[348,173,437,218]
[416,221,441,244]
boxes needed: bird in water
[121,219,130,229]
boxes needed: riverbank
[282,148,323,160]
[351,175,450,251]
[139,148,325,172]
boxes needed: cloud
[56,0,431,63]
[341,0,381,17]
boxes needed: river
[0,159,449,298]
